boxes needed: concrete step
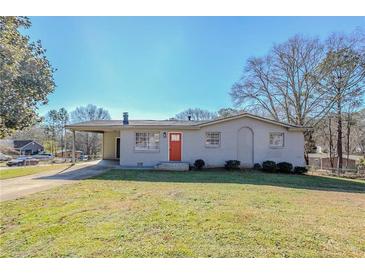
[155,161,190,171]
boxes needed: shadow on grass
[35,165,111,180]
[92,169,365,194]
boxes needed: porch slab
[98,160,121,167]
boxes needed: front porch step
[154,161,190,171]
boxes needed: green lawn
[0,169,364,257]
[0,164,72,180]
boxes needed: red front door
[169,133,182,161]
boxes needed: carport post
[72,130,76,164]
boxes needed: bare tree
[231,32,365,165]
[44,110,59,154]
[58,108,69,157]
[231,35,329,163]
[43,108,70,155]
[312,108,365,168]
[217,108,241,117]
[341,94,363,168]
[175,108,217,121]
[317,30,365,171]
[10,124,48,145]
[352,109,365,154]
[231,35,329,127]
[70,104,111,157]
[328,115,335,168]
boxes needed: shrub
[293,166,308,175]
[194,159,205,170]
[225,160,240,170]
[359,157,365,167]
[262,161,277,172]
[253,163,262,170]
[277,162,293,173]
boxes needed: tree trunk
[336,98,343,173]
[304,153,309,166]
[61,130,64,158]
[86,133,90,155]
[346,112,351,169]
[304,130,315,165]
[329,116,334,169]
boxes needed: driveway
[0,161,111,202]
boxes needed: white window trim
[269,132,285,148]
[205,132,221,148]
[134,131,160,152]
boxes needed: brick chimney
[123,112,129,125]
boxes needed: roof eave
[16,140,44,149]
[197,113,307,130]
[287,127,309,132]
[65,124,199,131]
[122,125,198,130]
[65,113,311,132]
[65,125,122,133]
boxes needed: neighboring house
[66,112,306,168]
[55,150,83,159]
[308,153,363,170]
[13,140,44,155]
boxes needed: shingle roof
[68,119,203,127]
[66,113,308,131]
[13,140,33,149]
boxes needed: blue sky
[27,17,364,120]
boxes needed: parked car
[0,152,12,161]
[80,155,89,161]
[6,157,39,167]
[32,153,54,161]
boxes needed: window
[135,132,160,151]
[269,132,284,147]
[205,132,221,147]
[170,134,180,141]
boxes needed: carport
[65,120,122,164]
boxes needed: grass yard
[0,169,364,257]
[0,164,72,180]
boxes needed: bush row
[193,159,241,170]
[224,160,240,170]
[193,159,307,174]
[260,161,307,174]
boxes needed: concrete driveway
[0,161,111,202]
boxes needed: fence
[307,165,365,179]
